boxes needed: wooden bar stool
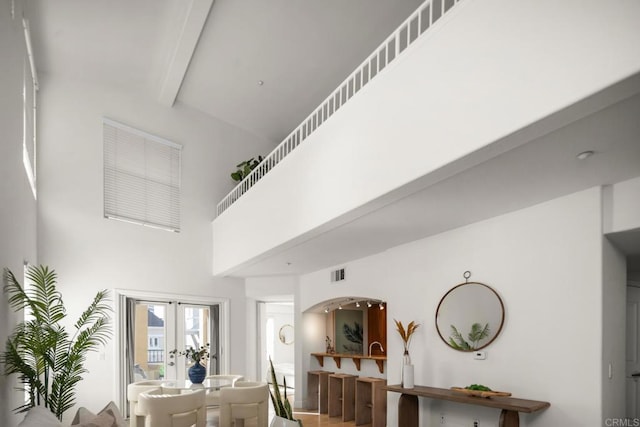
[355,377,387,427]
[307,370,334,413]
[328,373,357,421]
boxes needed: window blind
[103,118,182,232]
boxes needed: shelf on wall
[311,352,387,373]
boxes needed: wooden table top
[383,384,550,413]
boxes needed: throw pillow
[71,401,126,427]
[17,406,63,427]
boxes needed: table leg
[398,394,418,427]
[499,409,519,427]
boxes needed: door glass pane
[134,303,167,381]
[182,306,210,377]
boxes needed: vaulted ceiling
[26,0,422,143]
[25,0,640,277]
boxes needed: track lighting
[379,302,385,310]
[355,301,360,308]
[324,307,329,313]
[367,301,372,308]
[338,304,343,310]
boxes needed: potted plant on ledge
[231,156,264,182]
[268,357,302,427]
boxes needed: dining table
[161,377,233,392]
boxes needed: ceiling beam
[158,0,214,107]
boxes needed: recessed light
[257,80,264,86]
[576,150,594,160]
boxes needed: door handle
[632,372,640,377]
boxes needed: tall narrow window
[103,119,182,232]
[22,18,37,199]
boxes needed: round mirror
[435,282,504,352]
[278,324,294,345]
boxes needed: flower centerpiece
[394,319,420,388]
[169,343,210,384]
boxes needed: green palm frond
[449,325,472,350]
[73,290,111,330]
[1,265,111,420]
[26,265,66,325]
[468,323,490,347]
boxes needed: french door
[131,301,220,381]
[117,291,228,414]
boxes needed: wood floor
[205,410,358,426]
[206,406,358,427]
[205,389,360,427]
[290,410,358,426]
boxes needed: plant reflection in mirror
[449,323,490,351]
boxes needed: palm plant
[0,265,111,420]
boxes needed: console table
[383,384,550,427]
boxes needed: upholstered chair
[204,374,245,407]
[137,388,206,427]
[127,380,172,427]
[219,381,269,427]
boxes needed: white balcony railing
[216,0,462,216]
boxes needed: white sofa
[18,402,126,427]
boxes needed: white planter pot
[270,415,300,427]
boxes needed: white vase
[401,350,412,387]
[403,364,415,389]
[270,415,300,427]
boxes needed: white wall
[605,176,640,234]
[0,2,38,425]
[299,187,605,426]
[212,0,640,275]
[35,72,275,420]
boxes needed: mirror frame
[278,324,294,345]
[435,281,505,352]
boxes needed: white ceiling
[25,0,640,277]
[27,0,422,143]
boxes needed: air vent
[330,268,346,282]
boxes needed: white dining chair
[204,374,244,407]
[219,381,269,427]
[137,388,206,427]
[128,380,177,427]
